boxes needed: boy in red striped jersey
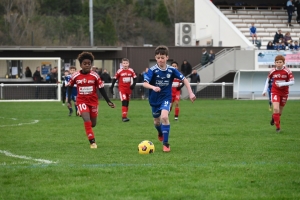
[262,55,295,132]
[67,52,115,148]
[170,61,184,121]
[110,58,137,122]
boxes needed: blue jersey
[144,64,185,106]
[65,74,77,96]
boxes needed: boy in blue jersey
[143,45,196,152]
[65,66,78,116]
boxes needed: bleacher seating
[218,6,300,49]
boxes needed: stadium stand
[216,5,300,49]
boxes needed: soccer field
[0,100,299,200]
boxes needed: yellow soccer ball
[138,140,155,154]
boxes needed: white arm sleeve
[262,78,269,94]
[277,80,295,87]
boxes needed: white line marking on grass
[0,117,39,127]
[0,150,57,164]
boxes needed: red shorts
[271,94,288,107]
[77,102,98,118]
[119,90,131,101]
[172,91,180,103]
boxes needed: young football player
[65,66,78,116]
[110,58,137,122]
[262,55,295,132]
[143,45,196,152]
[170,61,184,120]
[67,52,115,148]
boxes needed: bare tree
[3,0,38,45]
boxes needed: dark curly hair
[77,52,94,64]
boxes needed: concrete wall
[194,0,254,49]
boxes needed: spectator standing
[273,30,283,44]
[287,0,294,27]
[189,70,200,94]
[201,48,210,66]
[180,60,192,76]
[47,67,58,99]
[32,66,43,99]
[209,50,215,63]
[267,41,274,50]
[91,66,97,72]
[25,66,32,78]
[249,23,258,44]
[295,0,300,23]
[100,69,112,83]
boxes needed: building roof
[0,46,122,52]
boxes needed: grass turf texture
[0,100,299,200]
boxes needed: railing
[186,47,240,78]
[0,82,234,102]
[216,5,285,10]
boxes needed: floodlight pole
[89,0,94,46]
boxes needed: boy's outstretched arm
[182,78,196,102]
[99,87,115,108]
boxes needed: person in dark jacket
[47,67,58,99]
[273,30,283,44]
[32,66,43,99]
[100,69,112,83]
[266,41,274,50]
[180,60,192,76]
[295,0,300,23]
[25,66,32,78]
[33,66,43,83]
[209,50,215,63]
[287,0,294,27]
[189,70,200,94]
[201,48,210,66]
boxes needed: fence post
[222,82,225,98]
[0,83,3,99]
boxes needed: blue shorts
[151,100,171,118]
[66,91,77,102]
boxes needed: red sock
[273,113,280,129]
[84,121,94,140]
[122,106,127,118]
[175,107,179,117]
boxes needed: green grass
[0,100,299,200]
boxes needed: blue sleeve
[173,68,185,81]
[144,68,153,83]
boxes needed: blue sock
[69,108,73,112]
[155,124,162,135]
[161,124,170,143]
[75,105,78,113]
